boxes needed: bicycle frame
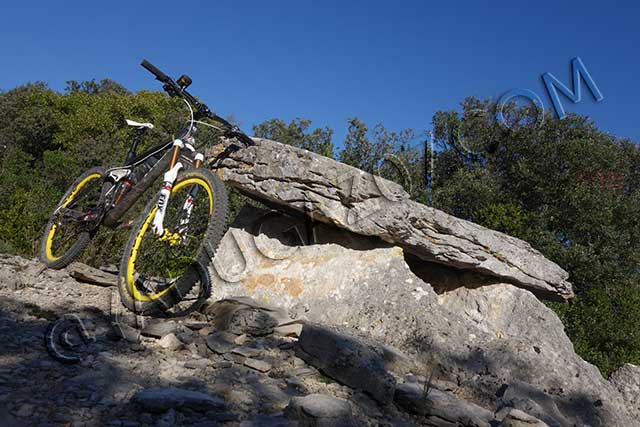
[101,132,200,228]
[41,59,254,313]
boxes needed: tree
[340,118,425,202]
[65,79,130,96]
[253,118,334,158]
[431,97,640,375]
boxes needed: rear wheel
[118,168,228,315]
[39,167,106,269]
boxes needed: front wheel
[39,167,106,269]
[118,168,228,315]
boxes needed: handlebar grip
[140,59,170,82]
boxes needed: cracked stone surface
[203,210,635,427]
[212,137,573,300]
[0,253,637,426]
[0,255,422,426]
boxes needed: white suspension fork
[151,139,185,236]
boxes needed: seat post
[124,128,146,166]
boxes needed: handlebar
[141,59,171,83]
[139,59,254,146]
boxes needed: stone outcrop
[0,246,635,426]
[497,408,550,427]
[207,209,634,426]
[610,363,640,417]
[295,323,397,404]
[212,137,573,300]
[394,383,494,427]
[284,394,355,427]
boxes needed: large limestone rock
[498,409,550,427]
[212,138,572,300]
[610,363,640,417]
[284,393,355,427]
[394,383,494,427]
[208,209,633,426]
[295,323,397,404]
[210,207,426,323]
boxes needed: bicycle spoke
[47,174,103,261]
[126,174,216,313]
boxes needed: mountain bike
[39,59,255,315]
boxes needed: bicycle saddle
[125,119,154,129]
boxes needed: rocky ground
[0,255,423,427]
[3,250,638,427]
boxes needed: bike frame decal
[45,173,102,261]
[127,177,213,302]
[179,190,196,229]
[151,162,183,235]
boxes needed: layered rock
[394,383,494,427]
[208,208,633,426]
[212,138,573,300]
[295,323,397,405]
[610,363,640,417]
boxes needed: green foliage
[253,118,334,158]
[340,118,427,202]
[473,203,529,237]
[552,284,640,374]
[431,97,640,376]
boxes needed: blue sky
[0,1,638,145]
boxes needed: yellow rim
[45,173,102,262]
[127,177,213,302]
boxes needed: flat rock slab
[233,346,262,358]
[285,394,355,427]
[498,408,550,427]
[67,262,117,287]
[214,138,572,300]
[295,323,396,405]
[202,297,286,336]
[140,320,178,338]
[184,358,211,369]
[131,387,225,413]
[206,331,238,354]
[244,358,272,373]
[394,383,494,427]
